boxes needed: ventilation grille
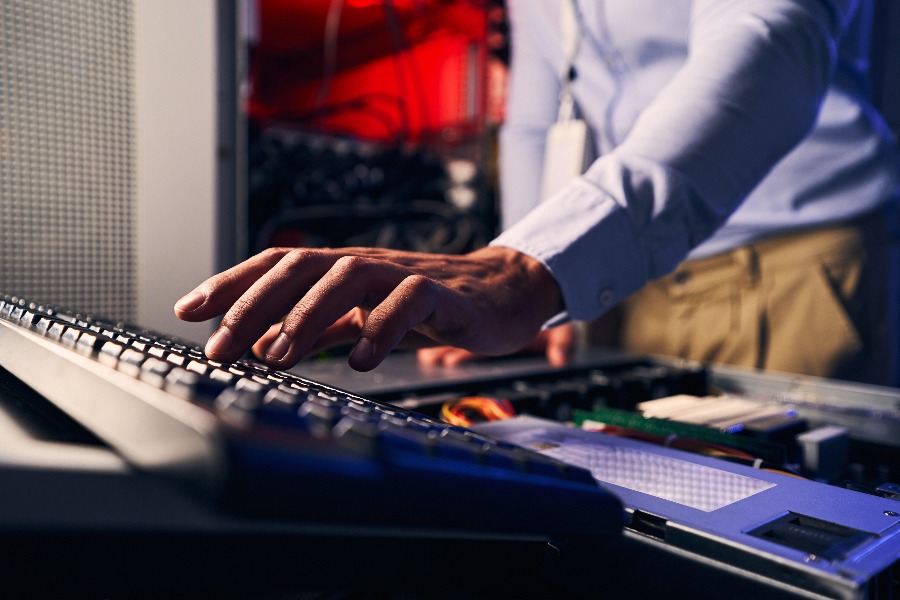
[0,0,136,319]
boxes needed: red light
[346,0,419,7]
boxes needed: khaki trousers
[593,212,892,385]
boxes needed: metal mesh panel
[0,0,136,319]
[503,423,777,512]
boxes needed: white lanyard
[558,0,580,122]
[540,0,593,202]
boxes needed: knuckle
[214,268,241,290]
[281,303,313,333]
[222,296,256,327]
[350,307,367,328]
[262,246,291,261]
[401,274,435,296]
[281,247,318,268]
[332,254,368,275]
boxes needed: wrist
[471,245,564,324]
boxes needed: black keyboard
[0,294,623,538]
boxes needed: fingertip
[174,291,206,318]
[348,337,378,371]
[251,345,266,361]
[205,326,234,359]
[253,323,284,359]
[264,333,292,362]
[349,336,396,372]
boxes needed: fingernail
[175,291,205,313]
[206,326,233,357]
[349,337,373,364]
[265,333,292,361]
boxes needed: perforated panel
[0,0,136,318]
[540,441,776,512]
[499,422,777,512]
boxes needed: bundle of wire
[441,396,515,427]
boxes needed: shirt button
[597,289,614,308]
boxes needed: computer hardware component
[299,350,899,488]
[0,294,623,538]
[573,405,789,464]
[476,416,900,600]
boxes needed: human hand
[174,245,563,371]
[417,323,576,368]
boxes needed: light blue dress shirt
[491,0,899,323]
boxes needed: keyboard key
[298,397,340,436]
[165,368,231,402]
[235,378,268,393]
[209,368,235,384]
[32,317,53,335]
[263,388,301,411]
[482,443,529,472]
[377,423,434,456]
[75,332,106,357]
[46,321,67,341]
[55,313,77,324]
[186,360,210,376]
[60,326,82,348]
[215,387,262,426]
[98,341,125,368]
[118,348,147,377]
[432,428,482,462]
[20,310,40,329]
[332,414,379,453]
[164,368,200,399]
[166,353,187,367]
[140,357,173,388]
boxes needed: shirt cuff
[490,176,648,323]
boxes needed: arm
[494,0,858,322]
[176,1,857,371]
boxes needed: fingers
[254,309,366,362]
[295,308,367,358]
[418,323,577,368]
[349,274,452,371]
[261,259,438,370]
[251,323,282,361]
[174,248,292,321]
[417,346,451,366]
[543,324,576,367]
[205,249,347,362]
[417,346,481,367]
[175,244,562,372]
[182,247,456,370]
